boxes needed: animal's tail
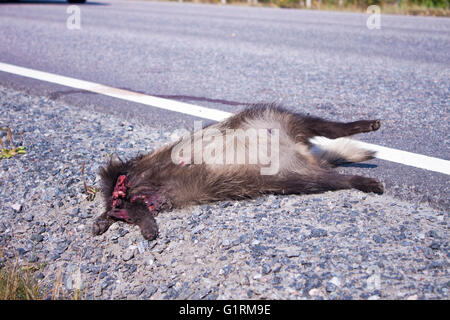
[310,137,376,167]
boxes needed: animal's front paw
[92,217,113,236]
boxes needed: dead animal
[93,104,383,240]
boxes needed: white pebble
[11,203,22,212]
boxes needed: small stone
[326,283,337,293]
[310,228,327,238]
[122,250,135,262]
[221,265,233,276]
[366,274,381,291]
[429,242,440,250]
[272,263,282,273]
[429,261,443,269]
[145,285,158,298]
[128,265,137,273]
[16,248,27,256]
[55,241,69,255]
[11,203,22,213]
[160,285,169,293]
[368,295,380,300]
[285,249,300,257]
[222,239,232,248]
[373,235,386,244]
[94,286,103,297]
[65,275,73,290]
[423,247,435,259]
[100,280,109,290]
[272,276,282,285]
[145,255,155,267]
[31,233,44,243]
[406,294,418,300]
[394,232,406,241]
[50,253,61,261]
[329,276,341,287]
[137,240,148,254]
[134,286,145,296]
[35,272,45,280]
[24,213,34,222]
[37,226,46,234]
[262,264,272,275]
[269,201,281,209]
[192,224,205,234]
[253,273,262,280]
[308,288,321,296]
[79,211,89,219]
[118,228,129,238]
[426,230,438,238]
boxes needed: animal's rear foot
[351,176,384,194]
[370,120,381,131]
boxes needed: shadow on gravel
[49,89,97,100]
[341,163,378,169]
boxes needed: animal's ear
[99,156,129,206]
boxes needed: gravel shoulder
[0,85,448,300]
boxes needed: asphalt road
[0,0,449,209]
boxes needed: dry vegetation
[0,250,43,300]
[164,0,450,16]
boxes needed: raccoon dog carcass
[93,104,383,240]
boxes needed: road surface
[0,0,448,300]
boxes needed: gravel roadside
[0,85,448,300]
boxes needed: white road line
[1,61,449,176]
[0,62,231,122]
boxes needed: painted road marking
[0,62,231,122]
[1,61,449,176]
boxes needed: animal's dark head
[92,157,167,240]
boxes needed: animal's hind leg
[306,117,381,139]
[270,171,383,195]
[290,114,380,141]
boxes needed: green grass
[0,127,27,160]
